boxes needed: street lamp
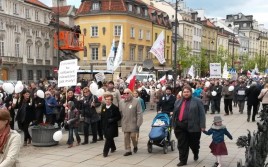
[209,40,214,63]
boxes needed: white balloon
[143,78,147,83]
[89,82,98,95]
[246,85,250,88]
[162,86,166,91]
[53,130,63,142]
[148,78,152,82]
[178,91,182,97]
[37,90,44,98]
[157,84,161,89]
[97,88,105,97]
[15,84,24,94]
[211,91,217,96]
[3,83,14,94]
[205,81,210,88]
[17,81,23,85]
[228,86,234,91]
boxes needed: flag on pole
[254,63,259,73]
[107,39,115,72]
[188,65,194,78]
[149,31,166,64]
[127,64,137,92]
[223,62,228,72]
[113,28,123,71]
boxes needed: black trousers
[224,99,233,114]
[9,110,15,130]
[174,126,201,164]
[36,110,44,124]
[247,104,258,121]
[103,138,116,153]
[22,121,31,142]
[46,114,56,125]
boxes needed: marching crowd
[0,76,268,166]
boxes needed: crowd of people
[0,76,267,166]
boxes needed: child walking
[65,101,81,148]
[203,116,233,167]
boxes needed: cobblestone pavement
[18,101,261,167]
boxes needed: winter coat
[203,124,233,143]
[210,85,222,100]
[80,94,101,124]
[45,96,58,115]
[222,85,234,100]
[34,97,45,115]
[65,108,80,128]
[16,98,35,125]
[105,89,121,107]
[119,97,143,133]
[246,85,261,105]
[201,89,210,105]
[193,88,203,98]
[235,85,247,101]
[172,97,206,132]
[157,94,176,114]
[101,104,121,139]
[258,88,268,104]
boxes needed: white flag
[149,31,165,64]
[126,64,137,83]
[107,39,115,72]
[254,63,259,73]
[188,65,194,77]
[223,62,228,72]
[113,28,123,71]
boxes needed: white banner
[188,65,194,78]
[210,63,221,78]
[95,72,105,83]
[107,39,115,72]
[113,28,123,71]
[58,59,78,87]
[149,31,166,64]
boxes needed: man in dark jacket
[157,86,176,115]
[235,81,247,114]
[172,85,206,166]
[210,81,222,114]
[246,82,261,122]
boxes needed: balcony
[36,59,43,65]
[27,59,34,64]
[2,56,23,63]
[45,60,51,65]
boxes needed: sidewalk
[18,103,259,167]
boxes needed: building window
[137,7,140,14]
[130,47,135,60]
[37,70,42,79]
[26,9,30,19]
[44,47,48,59]
[144,9,148,16]
[114,25,121,36]
[15,39,19,57]
[14,25,19,33]
[44,13,47,23]
[166,49,169,59]
[130,27,135,38]
[28,70,33,80]
[167,35,170,43]
[0,37,3,57]
[102,45,106,57]
[91,48,98,60]
[92,2,100,10]
[139,29,143,39]
[27,45,31,58]
[138,48,143,61]
[36,46,41,58]
[84,46,87,57]
[36,31,40,37]
[17,69,22,80]
[146,31,150,40]
[91,26,98,37]
[45,70,50,78]
[0,20,3,30]
[35,11,39,21]
[146,48,150,59]
[13,3,18,14]
[128,4,132,12]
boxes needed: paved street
[18,102,260,167]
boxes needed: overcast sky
[40,0,268,27]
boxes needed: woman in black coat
[101,93,121,157]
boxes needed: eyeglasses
[123,92,130,95]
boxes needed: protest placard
[58,59,78,87]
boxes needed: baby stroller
[147,113,175,154]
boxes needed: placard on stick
[58,59,78,87]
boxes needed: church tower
[52,0,67,7]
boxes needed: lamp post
[232,35,235,68]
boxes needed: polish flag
[159,75,167,85]
[127,65,137,92]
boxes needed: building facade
[0,0,54,82]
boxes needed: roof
[77,0,127,15]
[52,6,72,17]
[147,5,172,29]
[202,19,217,29]
[24,0,50,10]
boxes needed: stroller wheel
[163,141,168,154]
[171,140,175,151]
[147,143,153,153]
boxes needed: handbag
[260,90,268,102]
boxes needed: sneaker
[123,152,132,156]
[177,162,187,166]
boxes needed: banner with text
[210,63,221,78]
[58,59,78,87]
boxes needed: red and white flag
[127,65,137,92]
[149,31,166,64]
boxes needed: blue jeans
[67,127,81,145]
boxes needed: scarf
[0,124,10,153]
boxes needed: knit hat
[213,116,223,123]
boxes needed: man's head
[182,85,192,99]
[165,86,172,95]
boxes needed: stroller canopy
[151,113,170,126]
